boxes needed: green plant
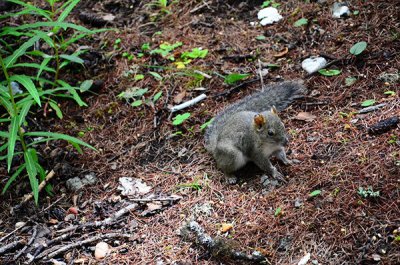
[149,41,182,60]
[261,1,280,8]
[172,113,191,126]
[0,0,100,204]
[350,41,367,56]
[176,179,202,191]
[358,186,380,198]
[388,134,398,145]
[274,207,282,217]
[224,73,250,85]
[361,99,376,107]
[309,190,321,197]
[318,69,341,76]
[200,118,214,131]
[294,18,308,27]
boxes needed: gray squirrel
[204,80,306,184]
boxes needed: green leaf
[3,35,41,68]
[11,63,55,73]
[49,101,63,119]
[361,99,376,107]
[10,75,41,106]
[181,48,208,60]
[59,54,84,64]
[24,131,96,151]
[2,164,26,195]
[309,190,321,197]
[353,10,360,15]
[345,77,357,86]
[37,57,52,80]
[224,73,250,85]
[57,0,80,23]
[384,90,396,96]
[0,93,13,114]
[318,69,342,76]
[8,0,52,20]
[350,41,367,56]
[149,71,163,81]
[172,112,191,126]
[141,43,150,51]
[153,91,163,102]
[79,80,93,92]
[1,22,93,36]
[274,207,282,217]
[134,74,144,81]
[200,118,214,131]
[294,18,308,27]
[131,100,143,107]
[18,100,33,126]
[255,35,266,41]
[7,116,19,172]
[24,148,39,205]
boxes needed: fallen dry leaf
[295,112,316,122]
[220,223,233,233]
[174,91,187,104]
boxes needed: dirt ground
[1,0,399,264]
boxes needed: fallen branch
[14,225,37,260]
[357,103,386,114]
[0,239,25,255]
[181,221,267,264]
[56,202,138,234]
[36,233,132,260]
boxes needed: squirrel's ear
[254,114,266,130]
[271,106,278,115]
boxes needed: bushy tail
[204,80,306,152]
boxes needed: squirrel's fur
[204,80,306,183]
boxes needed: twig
[129,195,182,203]
[56,203,138,234]
[169,94,207,113]
[0,223,27,243]
[14,170,55,209]
[14,225,38,260]
[0,239,25,255]
[193,70,212,79]
[357,103,386,114]
[36,233,132,260]
[190,1,211,13]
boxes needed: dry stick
[189,1,211,13]
[0,239,25,255]
[0,223,27,243]
[14,170,56,209]
[36,233,132,260]
[129,195,182,203]
[169,94,207,113]
[28,233,73,264]
[56,203,138,234]
[14,225,38,260]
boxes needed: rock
[15,221,26,229]
[257,7,283,26]
[11,81,23,95]
[118,177,152,196]
[95,242,110,260]
[64,213,76,222]
[66,177,84,192]
[332,2,350,18]
[82,172,98,185]
[294,199,303,208]
[298,253,311,265]
[301,57,327,74]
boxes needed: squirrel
[204,80,306,184]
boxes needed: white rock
[95,242,110,260]
[118,177,151,196]
[301,57,327,74]
[298,253,311,265]
[257,7,283,26]
[15,221,26,229]
[332,3,350,18]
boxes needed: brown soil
[1,0,399,264]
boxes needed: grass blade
[18,100,33,126]
[3,35,40,68]
[2,164,26,194]
[11,63,56,73]
[8,0,52,20]
[10,75,41,106]
[25,131,96,150]
[57,0,80,23]
[24,148,39,204]
[7,116,19,172]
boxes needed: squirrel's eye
[267,130,274,136]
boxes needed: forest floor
[1,0,399,264]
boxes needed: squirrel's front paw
[272,168,287,182]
